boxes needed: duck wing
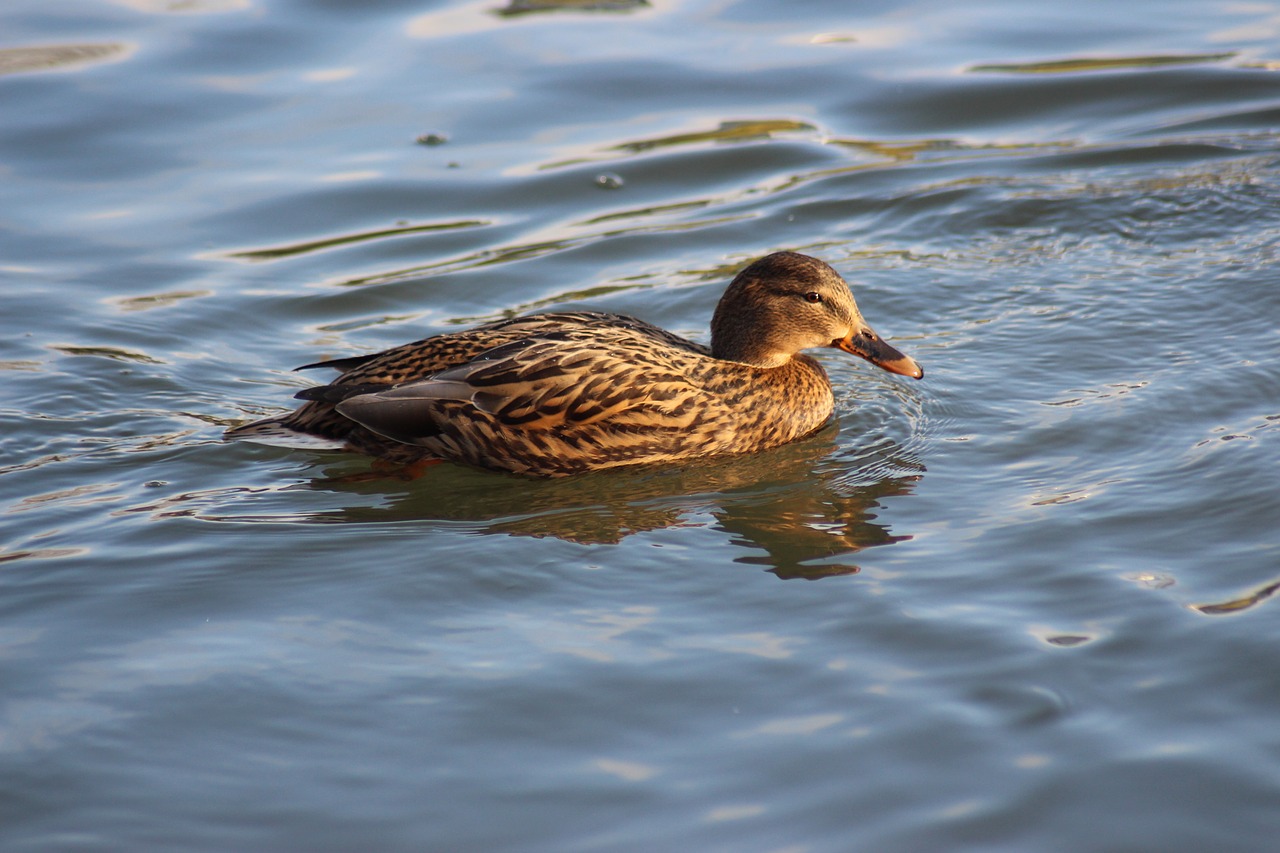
[227,311,712,471]
[333,330,701,447]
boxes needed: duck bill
[836,330,924,379]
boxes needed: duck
[225,251,923,477]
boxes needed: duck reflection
[305,428,922,580]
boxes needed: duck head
[710,251,924,378]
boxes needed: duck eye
[803,291,823,304]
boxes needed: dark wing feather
[292,383,393,404]
[294,354,380,373]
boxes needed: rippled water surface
[3,0,1280,849]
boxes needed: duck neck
[710,309,791,367]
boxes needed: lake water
[3,0,1279,849]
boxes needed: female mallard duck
[227,251,922,477]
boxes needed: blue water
[2,0,1279,849]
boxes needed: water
[2,0,1279,849]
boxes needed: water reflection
[224,219,490,263]
[291,432,922,580]
[495,0,650,17]
[968,52,1237,74]
[1193,579,1280,615]
[0,43,131,76]
[551,119,816,167]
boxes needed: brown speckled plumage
[226,252,923,477]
